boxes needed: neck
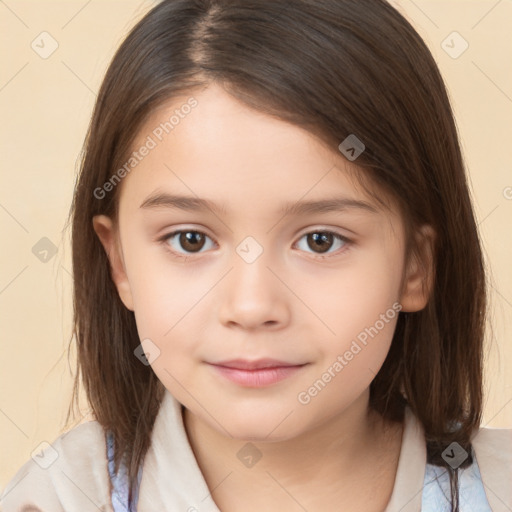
[182,391,403,510]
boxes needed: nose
[217,246,291,331]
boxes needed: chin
[229,425,297,443]
[211,409,304,442]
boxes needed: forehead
[117,84,395,220]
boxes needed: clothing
[2,389,511,511]
[105,428,493,512]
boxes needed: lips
[207,359,309,387]
[210,358,304,370]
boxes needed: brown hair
[67,0,486,509]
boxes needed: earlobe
[92,215,134,311]
[399,224,436,312]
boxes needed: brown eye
[163,230,214,256]
[179,231,206,252]
[295,231,350,257]
[307,232,334,253]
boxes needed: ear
[92,215,134,311]
[399,224,436,312]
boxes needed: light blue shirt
[421,459,492,511]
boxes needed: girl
[1,0,511,511]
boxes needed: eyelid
[294,225,353,240]
[156,225,218,244]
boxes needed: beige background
[0,0,511,489]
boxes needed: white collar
[138,390,219,510]
[384,406,426,512]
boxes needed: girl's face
[94,84,431,440]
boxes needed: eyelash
[158,228,352,261]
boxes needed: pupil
[181,232,204,252]
[309,233,332,253]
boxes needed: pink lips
[207,358,308,387]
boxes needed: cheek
[124,240,206,333]
[295,314,398,423]
[293,250,403,347]
[126,256,216,381]
[291,249,402,393]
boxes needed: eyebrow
[139,192,379,216]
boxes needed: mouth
[206,359,309,387]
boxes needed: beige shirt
[1,390,511,511]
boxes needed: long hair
[67,1,486,508]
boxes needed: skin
[93,83,434,511]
